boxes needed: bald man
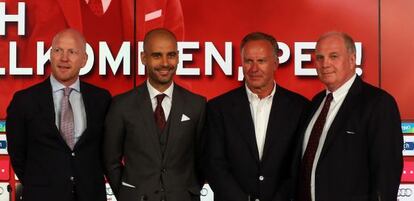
[6,29,111,201]
[103,28,206,201]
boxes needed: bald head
[52,28,86,53]
[50,28,88,86]
[143,28,177,52]
[141,28,178,92]
[316,31,356,55]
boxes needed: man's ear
[82,52,88,67]
[141,52,147,65]
[350,53,356,70]
[274,56,279,71]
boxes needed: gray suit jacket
[103,82,206,201]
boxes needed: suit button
[259,176,264,181]
[161,168,166,173]
[70,176,74,181]
[71,152,75,157]
[160,188,165,192]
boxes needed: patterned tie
[297,93,333,201]
[60,87,75,150]
[154,94,167,131]
[88,0,104,16]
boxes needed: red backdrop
[0,0,413,200]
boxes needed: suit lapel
[299,92,325,155]
[35,78,70,149]
[135,83,163,160]
[36,79,57,125]
[233,87,260,162]
[56,0,83,32]
[99,83,162,159]
[163,85,185,162]
[319,77,362,159]
[261,85,288,161]
[73,81,91,149]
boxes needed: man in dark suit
[296,32,403,201]
[6,29,111,201]
[103,28,206,201]
[205,32,309,201]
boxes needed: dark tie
[60,87,75,150]
[297,93,333,201]
[154,94,167,131]
[88,0,104,16]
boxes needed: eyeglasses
[51,48,82,57]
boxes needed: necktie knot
[63,87,73,97]
[154,94,167,131]
[156,94,166,105]
[325,93,333,103]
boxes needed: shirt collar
[245,81,276,102]
[146,80,174,99]
[50,75,80,93]
[326,74,356,102]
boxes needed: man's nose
[249,62,259,72]
[60,51,69,61]
[161,56,169,67]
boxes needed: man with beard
[103,28,206,201]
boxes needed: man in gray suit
[103,28,206,201]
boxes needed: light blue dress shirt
[50,75,87,145]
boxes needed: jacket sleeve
[275,98,310,201]
[195,97,207,187]
[368,93,403,200]
[103,96,125,198]
[204,102,249,201]
[6,91,28,184]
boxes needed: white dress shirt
[147,80,174,120]
[246,83,276,160]
[302,74,356,201]
[51,75,87,145]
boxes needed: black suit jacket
[295,76,403,201]
[6,77,111,201]
[103,82,206,201]
[205,85,309,201]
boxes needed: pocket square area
[181,114,190,122]
[122,182,136,188]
